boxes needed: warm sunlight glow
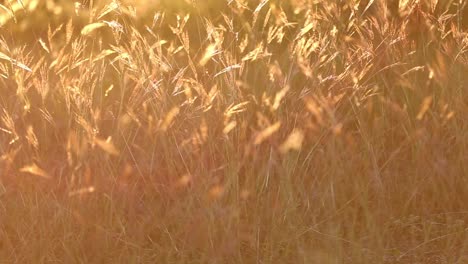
[1,0,467,263]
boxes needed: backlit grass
[0,0,468,263]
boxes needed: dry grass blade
[105,84,114,97]
[13,60,32,72]
[69,186,96,197]
[254,121,281,145]
[93,49,117,62]
[161,107,180,131]
[38,38,50,53]
[0,51,32,72]
[213,64,241,78]
[362,0,376,15]
[81,22,107,36]
[98,1,120,20]
[225,101,249,118]
[26,126,39,150]
[279,129,304,153]
[0,127,12,134]
[297,21,315,39]
[199,43,219,66]
[417,96,433,120]
[17,0,25,9]
[20,163,51,179]
[242,44,271,62]
[66,19,73,44]
[273,85,290,110]
[2,1,468,262]
[223,121,237,135]
[253,0,270,25]
[0,4,15,25]
[0,51,11,61]
[95,137,120,156]
[254,0,269,14]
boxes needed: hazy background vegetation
[0,0,467,263]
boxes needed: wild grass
[0,0,467,263]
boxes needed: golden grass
[0,0,468,263]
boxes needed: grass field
[0,0,467,263]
